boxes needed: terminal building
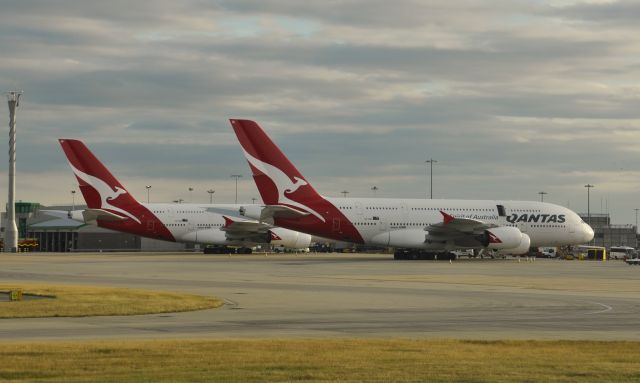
[1,202,187,252]
[579,213,638,249]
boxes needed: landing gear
[203,246,253,254]
[393,249,456,261]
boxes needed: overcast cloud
[0,0,639,223]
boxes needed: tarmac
[1,252,639,341]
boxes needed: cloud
[0,1,638,224]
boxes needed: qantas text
[506,214,566,224]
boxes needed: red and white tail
[59,139,174,242]
[230,119,364,243]
[230,120,324,215]
[59,139,141,223]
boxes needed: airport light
[188,187,194,203]
[538,191,547,202]
[341,190,349,198]
[4,90,22,253]
[207,189,215,204]
[371,186,378,197]
[251,197,257,204]
[71,190,76,210]
[231,174,242,204]
[635,208,639,235]
[145,185,151,203]
[584,184,594,228]
[425,158,437,199]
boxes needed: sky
[0,0,639,224]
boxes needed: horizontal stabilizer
[260,205,310,222]
[40,209,72,219]
[82,209,128,222]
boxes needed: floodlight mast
[5,91,22,253]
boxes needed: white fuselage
[142,202,235,243]
[80,203,311,249]
[325,197,593,249]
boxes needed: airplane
[229,119,595,259]
[57,139,312,253]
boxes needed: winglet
[222,216,234,228]
[440,211,455,225]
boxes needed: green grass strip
[1,339,639,382]
[0,283,222,318]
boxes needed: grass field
[0,283,222,318]
[1,339,639,382]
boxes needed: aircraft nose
[582,223,594,243]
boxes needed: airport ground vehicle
[230,119,595,258]
[625,257,640,265]
[536,247,558,258]
[608,246,636,260]
[58,139,312,252]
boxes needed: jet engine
[483,226,529,252]
[370,229,428,248]
[269,228,312,249]
[180,228,228,244]
[495,233,531,255]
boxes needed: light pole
[71,190,76,210]
[145,185,151,203]
[188,187,194,203]
[371,186,378,197]
[425,158,437,199]
[341,190,349,198]
[538,191,547,202]
[231,175,242,204]
[4,90,22,253]
[585,184,594,228]
[251,197,257,204]
[207,189,215,204]
[635,208,639,234]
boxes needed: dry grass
[0,283,222,318]
[0,339,639,382]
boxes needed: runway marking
[583,302,613,315]
[224,298,242,310]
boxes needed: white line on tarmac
[583,302,613,315]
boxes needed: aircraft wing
[426,211,496,239]
[260,205,310,221]
[221,216,271,235]
[205,207,246,219]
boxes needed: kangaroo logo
[242,148,326,222]
[69,163,141,224]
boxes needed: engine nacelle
[483,226,524,250]
[269,227,312,249]
[371,229,426,248]
[496,233,531,255]
[180,229,228,245]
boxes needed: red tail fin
[230,119,323,207]
[230,119,364,244]
[59,139,140,221]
